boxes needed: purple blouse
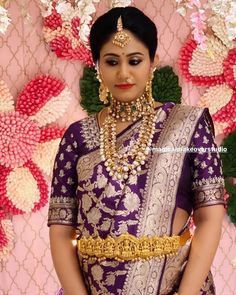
[48,103,224,227]
[48,103,224,295]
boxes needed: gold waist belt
[77,230,191,262]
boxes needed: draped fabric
[48,103,225,295]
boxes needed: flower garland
[175,0,207,50]
[176,1,236,50]
[0,1,11,35]
[0,76,70,214]
[0,76,70,260]
[207,0,236,41]
[80,66,182,114]
[0,211,14,261]
[109,0,132,8]
[179,6,236,226]
[179,15,236,136]
[39,0,132,64]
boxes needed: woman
[48,7,225,295]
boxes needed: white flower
[39,0,53,17]
[110,0,132,8]
[176,6,187,16]
[225,2,236,40]
[56,2,79,21]
[0,6,11,34]
[39,0,99,46]
[207,0,236,41]
[80,24,91,43]
[76,0,99,45]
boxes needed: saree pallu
[48,103,224,295]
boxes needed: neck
[109,92,155,122]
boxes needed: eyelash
[105,59,142,66]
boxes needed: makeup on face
[99,31,153,102]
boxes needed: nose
[117,62,129,81]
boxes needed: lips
[115,84,134,90]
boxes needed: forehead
[100,30,149,57]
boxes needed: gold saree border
[122,104,205,295]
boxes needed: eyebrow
[103,52,144,57]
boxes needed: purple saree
[48,103,225,295]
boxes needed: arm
[176,109,225,294]
[50,225,88,295]
[48,122,88,295]
[177,204,224,295]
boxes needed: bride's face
[98,30,153,103]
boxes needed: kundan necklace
[109,93,155,122]
[100,94,157,180]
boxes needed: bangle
[173,293,178,295]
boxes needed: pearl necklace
[100,97,157,180]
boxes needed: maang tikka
[112,16,131,48]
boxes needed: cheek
[137,63,151,79]
[100,66,115,85]
[136,69,150,84]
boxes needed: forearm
[178,209,223,295]
[50,226,88,295]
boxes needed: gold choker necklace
[109,94,155,122]
[100,96,156,180]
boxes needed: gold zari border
[77,231,190,262]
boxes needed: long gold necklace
[99,95,157,180]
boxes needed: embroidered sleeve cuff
[193,185,225,210]
[47,196,78,226]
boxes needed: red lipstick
[115,84,134,90]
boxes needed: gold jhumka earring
[145,68,155,103]
[96,64,109,105]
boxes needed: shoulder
[174,104,212,126]
[65,114,100,152]
[175,103,204,113]
[156,101,205,115]
[63,114,98,138]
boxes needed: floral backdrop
[0,0,236,294]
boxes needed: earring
[96,64,109,105]
[145,68,155,101]
[99,82,109,104]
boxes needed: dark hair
[90,7,158,62]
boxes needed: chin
[112,92,140,102]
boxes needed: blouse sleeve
[190,110,225,210]
[47,123,80,226]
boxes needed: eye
[129,59,142,66]
[105,59,118,66]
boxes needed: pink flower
[0,76,70,216]
[0,210,14,261]
[42,1,93,65]
[179,17,236,136]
